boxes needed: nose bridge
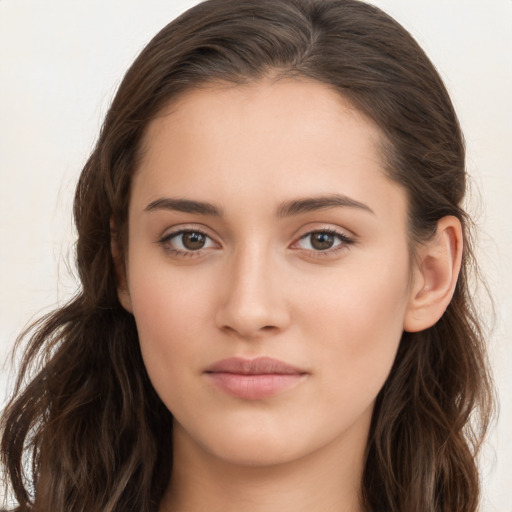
[216,239,288,337]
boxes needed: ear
[110,220,133,313]
[403,216,463,332]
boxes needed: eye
[295,230,354,252]
[159,229,217,254]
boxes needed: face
[120,79,417,467]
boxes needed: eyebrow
[276,194,374,217]
[144,193,374,217]
[145,198,223,216]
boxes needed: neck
[160,422,368,512]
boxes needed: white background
[0,1,510,509]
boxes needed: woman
[0,0,494,511]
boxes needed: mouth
[204,357,308,400]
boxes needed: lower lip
[206,372,305,400]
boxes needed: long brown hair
[1,1,494,511]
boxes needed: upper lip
[204,357,306,375]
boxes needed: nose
[215,244,291,339]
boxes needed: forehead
[131,78,406,223]
[142,78,383,156]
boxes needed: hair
[1,0,494,511]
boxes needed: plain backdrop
[0,1,511,509]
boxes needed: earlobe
[117,285,134,314]
[403,216,463,333]
[110,221,133,314]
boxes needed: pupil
[312,232,334,250]
[183,232,205,250]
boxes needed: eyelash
[157,228,355,259]
[158,229,215,258]
[294,229,355,257]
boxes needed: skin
[116,78,462,512]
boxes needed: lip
[204,357,308,400]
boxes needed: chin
[210,437,307,467]
[176,415,317,468]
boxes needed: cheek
[127,264,215,393]
[296,256,411,398]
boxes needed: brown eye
[310,232,336,250]
[160,229,217,254]
[295,230,353,253]
[182,231,207,250]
